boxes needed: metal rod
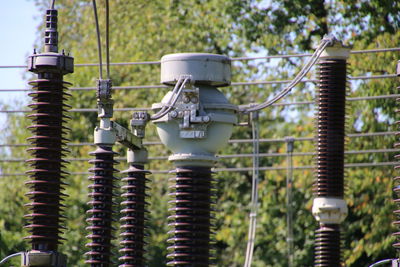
[286,137,294,267]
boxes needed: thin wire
[0,73,396,92]
[0,252,23,264]
[0,162,397,177]
[0,131,395,147]
[368,259,397,267]
[105,0,110,79]
[1,48,399,69]
[50,0,56,9]
[92,0,103,79]
[244,112,260,267]
[1,91,398,113]
[1,148,398,163]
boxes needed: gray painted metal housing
[160,53,231,87]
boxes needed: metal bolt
[191,96,199,103]
[203,116,210,123]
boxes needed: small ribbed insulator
[118,164,150,267]
[25,73,71,251]
[167,167,214,267]
[86,146,118,267]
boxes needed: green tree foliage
[0,0,399,266]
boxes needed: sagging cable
[240,35,335,113]
[243,111,260,267]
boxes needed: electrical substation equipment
[152,53,238,265]
[22,5,73,267]
[312,39,350,267]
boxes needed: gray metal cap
[160,53,231,87]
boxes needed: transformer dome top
[160,53,231,87]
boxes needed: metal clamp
[131,112,150,138]
[111,121,142,149]
[167,86,211,139]
[21,251,66,267]
[312,197,348,224]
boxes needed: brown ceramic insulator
[86,146,118,267]
[313,58,347,267]
[314,225,342,267]
[25,73,70,251]
[393,66,400,251]
[167,167,213,267]
[314,59,347,198]
[118,164,150,267]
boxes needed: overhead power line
[0,47,399,69]
[0,161,397,177]
[0,131,395,148]
[1,93,397,113]
[0,74,397,92]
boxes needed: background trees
[0,0,399,266]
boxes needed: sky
[0,0,40,127]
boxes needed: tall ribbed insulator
[118,164,150,267]
[25,72,71,251]
[167,167,214,266]
[314,58,347,267]
[86,146,118,266]
[393,61,400,252]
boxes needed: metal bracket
[131,112,150,138]
[167,86,211,139]
[237,111,251,127]
[96,79,114,118]
[97,79,112,100]
[111,121,142,150]
[21,251,66,267]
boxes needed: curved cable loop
[368,259,398,267]
[243,112,260,267]
[239,37,334,114]
[0,252,23,265]
[150,76,190,120]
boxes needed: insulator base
[118,164,150,267]
[86,145,118,267]
[167,167,213,267]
